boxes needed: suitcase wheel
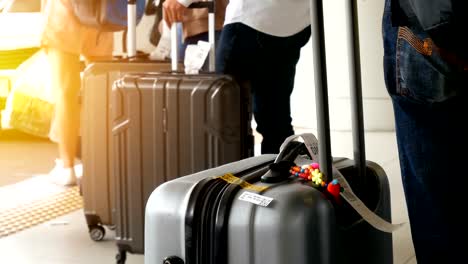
[163,256,184,264]
[89,225,105,241]
[116,250,127,264]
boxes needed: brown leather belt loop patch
[398,26,433,56]
[398,26,468,71]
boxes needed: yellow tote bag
[1,49,55,138]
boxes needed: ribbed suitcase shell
[111,73,253,256]
[80,61,172,240]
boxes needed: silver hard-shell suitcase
[144,149,393,264]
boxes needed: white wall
[291,0,395,132]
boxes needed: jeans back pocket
[396,26,466,103]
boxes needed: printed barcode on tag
[238,192,273,207]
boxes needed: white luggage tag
[238,192,274,207]
[280,133,406,233]
[184,40,211,74]
[216,172,274,207]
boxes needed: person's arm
[163,0,196,27]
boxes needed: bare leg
[47,48,81,184]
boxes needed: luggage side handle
[260,141,310,183]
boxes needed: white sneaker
[74,160,83,180]
[49,159,77,186]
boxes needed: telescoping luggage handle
[127,0,215,68]
[127,0,138,58]
[310,0,366,189]
[170,1,216,72]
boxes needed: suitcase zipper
[184,160,274,264]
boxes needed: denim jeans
[382,0,468,262]
[216,23,311,154]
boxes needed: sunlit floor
[0,128,416,264]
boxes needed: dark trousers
[383,0,468,262]
[215,23,311,154]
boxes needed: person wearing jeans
[382,0,468,262]
[215,23,311,154]
[214,1,311,154]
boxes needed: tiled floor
[0,129,416,264]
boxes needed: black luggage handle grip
[188,2,214,13]
[144,0,214,10]
[310,0,366,187]
[261,141,309,183]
